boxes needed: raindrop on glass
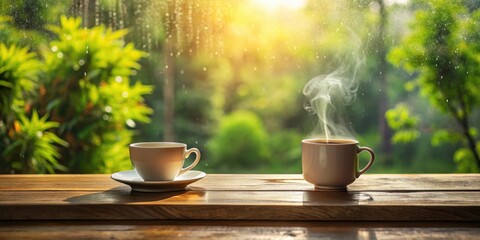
[126,119,136,128]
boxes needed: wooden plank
[1,220,479,239]
[1,190,480,206]
[0,174,120,191]
[202,174,480,192]
[1,190,479,220]
[3,204,479,221]
[1,174,480,221]
[1,174,480,191]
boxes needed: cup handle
[356,146,375,178]
[178,148,201,176]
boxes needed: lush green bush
[37,17,152,173]
[0,43,66,173]
[207,111,269,172]
[0,16,152,173]
[263,130,302,173]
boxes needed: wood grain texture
[1,174,479,191]
[1,174,480,221]
[1,221,479,240]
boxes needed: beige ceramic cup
[129,142,201,181]
[302,139,374,191]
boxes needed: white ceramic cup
[129,142,201,181]
[302,139,374,191]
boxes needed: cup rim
[302,138,358,145]
[129,142,187,148]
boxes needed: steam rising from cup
[303,51,364,142]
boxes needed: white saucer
[111,170,206,192]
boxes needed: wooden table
[1,174,480,239]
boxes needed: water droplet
[126,119,136,128]
[122,91,129,98]
[78,59,85,66]
[115,76,123,83]
[105,106,112,113]
[51,46,58,52]
[57,52,64,59]
[446,99,449,103]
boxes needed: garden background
[1,0,479,174]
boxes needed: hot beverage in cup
[129,142,201,181]
[302,138,374,191]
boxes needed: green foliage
[0,1,70,49]
[3,1,479,174]
[389,0,480,117]
[2,112,67,173]
[0,43,66,173]
[37,16,152,173]
[431,129,462,146]
[385,103,420,143]
[207,111,269,172]
[0,44,40,116]
[454,145,480,173]
[388,0,480,171]
[264,131,302,173]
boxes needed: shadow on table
[65,186,206,204]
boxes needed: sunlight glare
[253,0,307,11]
